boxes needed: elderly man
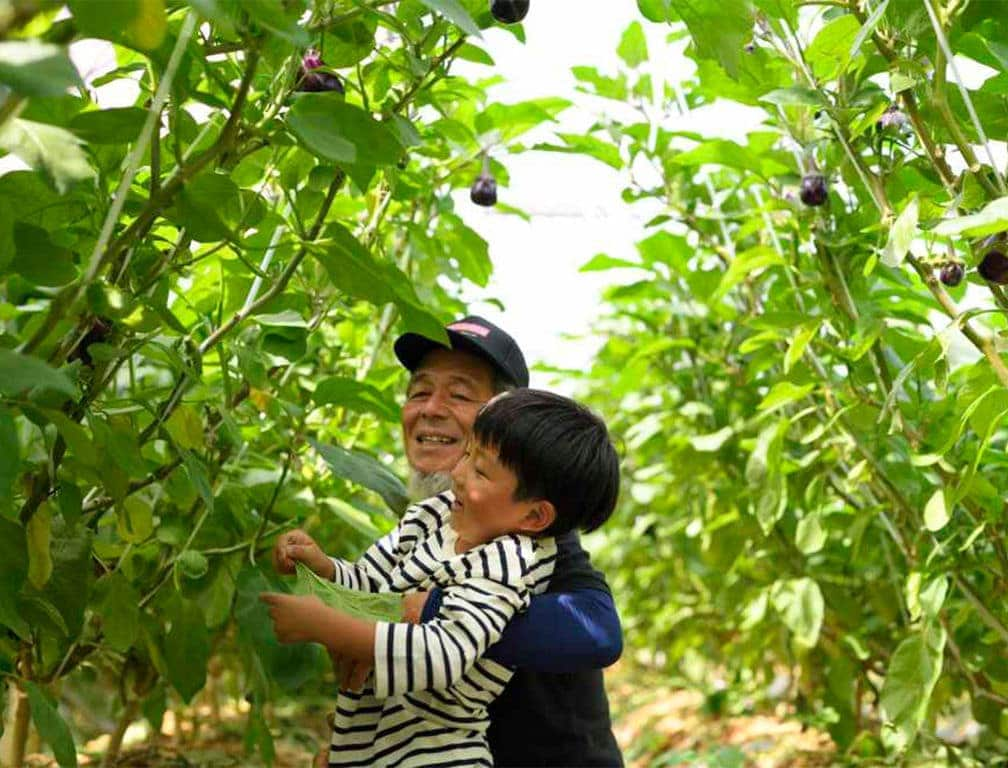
[276,316,624,767]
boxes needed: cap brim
[394,330,508,381]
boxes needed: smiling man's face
[402,348,497,478]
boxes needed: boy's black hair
[472,389,619,536]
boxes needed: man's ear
[520,500,556,535]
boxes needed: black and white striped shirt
[326,492,557,767]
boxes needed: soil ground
[22,663,836,767]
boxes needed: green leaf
[670,0,752,77]
[69,0,168,50]
[689,426,733,452]
[933,196,1008,237]
[758,382,814,413]
[0,119,94,193]
[0,516,29,637]
[715,246,786,297]
[618,22,649,68]
[0,41,82,98]
[69,107,147,145]
[771,577,824,648]
[746,419,787,486]
[785,323,819,374]
[906,572,948,623]
[116,497,153,543]
[311,439,409,514]
[11,224,77,286]
[164,599,210,703]
[881,196,918,268]
[26,503,53,589]
[0,408,19,516]
[99,572,140,652]
[244,0,309,45]
[474,98,571,142]
[165,404,205,451]
[0,350,76,398]
[637,0,673,22]
[43,410,96,467]
[760,87,827,108]
[25,682,78,767]
[579,254,641,272]
[849,0,890,61]
[923,488,949,532]
[805,13,861,80]
[881,624,946,753]
[313,377,399,422]
[534,134,623,170]
[287,95,403,166]
[24,520,93,638]
[418,0,482,37]
[795,511,826,555]
[182,451,214,514]
[172,172,242,242]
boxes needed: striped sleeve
[327,498,447,592]
[372,536,531,698]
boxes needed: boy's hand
[273,529,335,581]
[402,591,430,624]
[259,592,327,644]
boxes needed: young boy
[261,388,620,767]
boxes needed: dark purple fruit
[470,175,497,207]
[978,250,1008,285]
[799,173,828,207]
[938,262,964,287]
[491,0,529,24]
[297,50,344,94]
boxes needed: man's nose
[419,388,449,417]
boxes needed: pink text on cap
[448,322,491,337]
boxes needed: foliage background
[2,0,1008,766]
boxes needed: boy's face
[449,439,539,547]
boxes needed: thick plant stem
[103,699,141,767]
[0,682,29,768]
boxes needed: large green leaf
[418,0,482,36]
[68,0,168,50]
[25,682,77,767]
[670,0,752,77]
[311,439,409,514]
[0,516,29,637]
[69,107,147,145]
[771,577,824,648]
[313,377,399,422]
[164,598,210,703]
[618,22,649,68]
[0,350,76,398]
[287,95,404,167]
[0,119,94,193]
[98,572,141,652]
[0,41,82,98]
[0,408,18,516]
[880,624,946,752]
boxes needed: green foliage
[569,2,1008,762]
[0,1,562,763]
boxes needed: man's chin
[408,470,453,501]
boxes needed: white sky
[450,5,764,388]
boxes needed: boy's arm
[260,593,376,659]
[420,587,623,671]
[372,575,527,698]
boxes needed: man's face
[401,348,496,476]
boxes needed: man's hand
[272,529,335,581]
[402,591,430,624]
[259,592,328,644]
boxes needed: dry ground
[22,663,837,767]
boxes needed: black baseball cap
[394,315,529,388]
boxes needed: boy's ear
[520,500,556,534]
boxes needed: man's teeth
[418,435,454,444]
